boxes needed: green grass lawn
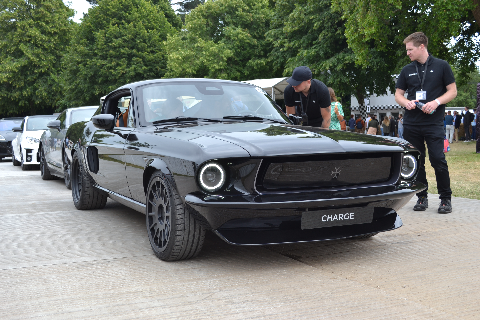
[425,140,480,200]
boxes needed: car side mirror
[12,126,22,132]
[92,114,115,131]
[47,120,61,131]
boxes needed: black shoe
[438,199,452,214]
[414,196,428,211]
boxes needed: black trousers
[403,124,452,200]
[464,123,471,140]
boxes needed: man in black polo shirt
[395,32,457,214]
[284,66,331,128]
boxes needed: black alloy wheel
[63,151,72,189]
[71,151,107,210]
[40,147,54,180]
[146,172,205,261]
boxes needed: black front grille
[258,154,396,191]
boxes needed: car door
[46,111,66,171]
[87,92,132,198]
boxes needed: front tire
[146,172,205,261]
[71,151,107,210]
[20,149,31,171]
[12,154,20,166]
[40,147,54,180]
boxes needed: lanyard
[415,56,429,91]
[299,91,310,114]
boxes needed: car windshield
[26,116,56,131]
[70,107,98,125]
[0,119,23,131]
[139,81,289,124]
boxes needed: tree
[331,0,479,79]
[60,0,178,107]
[448,67,480,109]
[83,0,182,32]
[165,0,277,81]
[0,0,74,116]
[266,0,398,119]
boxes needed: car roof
[115,78,254,90]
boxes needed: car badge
[331,167,341,179]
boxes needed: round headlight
[199,162,226,192]
[401,154,417,179]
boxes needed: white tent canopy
[243,77,289,100]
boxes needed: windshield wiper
[152,116,224,125]
[222,115,286,123]
[152,116,199,124]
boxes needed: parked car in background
[0,117,24,161]
[11,115,58,170]
[39,106,98,188]
[66,78,425,261]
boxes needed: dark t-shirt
[455,114,462,128]
[396,55,455,126]
[284,79,330,127]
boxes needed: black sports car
[66,78,424,261]
[0,117,24,161]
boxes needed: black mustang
[66,78,424,261]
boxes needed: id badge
[416,91,426,100]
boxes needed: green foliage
[165,0,278,81]
[60,0,176,107]
[266,0,397,108]
[0,0,74,116]
[331,0,478,75]
[447,67,480,109]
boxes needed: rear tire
[40,147,54,180]
[146,171,205,261]
[71,151,107,210]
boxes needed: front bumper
[185,182,424,245]
[0,141,12,157]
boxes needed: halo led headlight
[401,154,417,179]
[0,134,5,141]
[199,162,226,192]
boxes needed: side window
[20,119,25,131]
[116,97,131,128]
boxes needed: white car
[11,115,57,170]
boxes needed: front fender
[143,158,174,196]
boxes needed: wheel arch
[143,158,173,196]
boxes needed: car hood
[0,131,17,141]
[171,122,410,157]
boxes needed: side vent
[87,146,99,173]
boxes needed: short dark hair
[404,32,428,48]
